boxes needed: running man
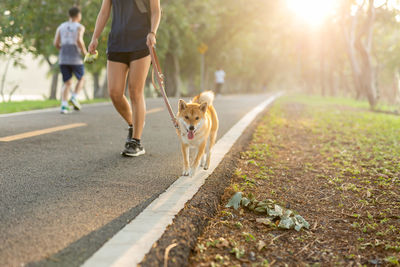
[214,67,226,95]
[54,6,87,114]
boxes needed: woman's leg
[107,60,132,125]
[128,55,151,139]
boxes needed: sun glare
[286,0,336,27]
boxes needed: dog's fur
[177,91,219,176]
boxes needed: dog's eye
[185,116,189,119]
[195,117,199,120]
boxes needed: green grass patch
[0,98,110,114]
[280,94,399,112]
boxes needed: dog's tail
[193,91,215,106]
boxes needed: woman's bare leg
[107,60,132,125]
[128,55,151,139]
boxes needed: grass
[0,98,110,114]
[189,94,400,266]
[292,93,400,112]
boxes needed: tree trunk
[102,74,109,98]
[93,72,101,98]
[392,70,400,105]
[356,0,378,108]
[320,51,326,96]
[343,9,363,99]
[49,72,59,100]
[343,0,378,108]
[1,58,12,102]
[328,70,336,96]
[164,51,181,97]
[44,56,59,100]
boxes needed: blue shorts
[60,64,84,82]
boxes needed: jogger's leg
[73,76,85,95]
[128,55,151,140]
[62,79,72,103]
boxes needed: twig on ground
[295,239,318,256]
[269,232,290,246]
[312,220,318,230]
[164,243,177,267]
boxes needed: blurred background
[1,0,400,109]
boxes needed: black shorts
[107,49,150,66]
[60,64,84,82]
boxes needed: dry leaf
[257,240,266,251]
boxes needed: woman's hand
[146,32,156,47]
[88,38,98,54]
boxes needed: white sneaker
[60,106,70,114]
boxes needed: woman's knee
[129,86,144,103]
[108,87,124,101]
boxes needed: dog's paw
[182,169,190,176]
[200,156,206,167]
[203,165,209,170]
[188,168,197,177]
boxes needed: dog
[177,91,219,176]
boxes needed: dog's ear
[199,102,208,113]
[179,99,187,112]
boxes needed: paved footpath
[0,94,272,266]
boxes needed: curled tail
[193,91,215,106]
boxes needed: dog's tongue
[188,131,194,140]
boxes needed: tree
[341,0,379,108]
[0,0,111,99]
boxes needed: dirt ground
[188,97,400,266]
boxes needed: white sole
[121,149,146,157]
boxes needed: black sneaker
[121,139,145,157]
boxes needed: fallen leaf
[216,237,230,249]
[226,192,243,210]
[257,240,267,251]
[279,217,295,229]
[256,217,273,226]
[241,197,251,207]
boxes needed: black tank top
[107,0,150,52]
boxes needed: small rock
[249,251,256,261]
[368,259,381,265]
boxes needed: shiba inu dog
[177,91,219,176]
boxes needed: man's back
[58,21,83,65]
[215,69,225,84]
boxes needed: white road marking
[82,93,283,267]
[0,107,162,142]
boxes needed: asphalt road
[0,94,271,266]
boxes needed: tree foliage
[2,0,400,106]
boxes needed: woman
[88,0,161,156]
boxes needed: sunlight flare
[286,0,336,26]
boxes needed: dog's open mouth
[187,130,195,140]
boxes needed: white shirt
[215,70,226,84]
[58,21,83,65]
